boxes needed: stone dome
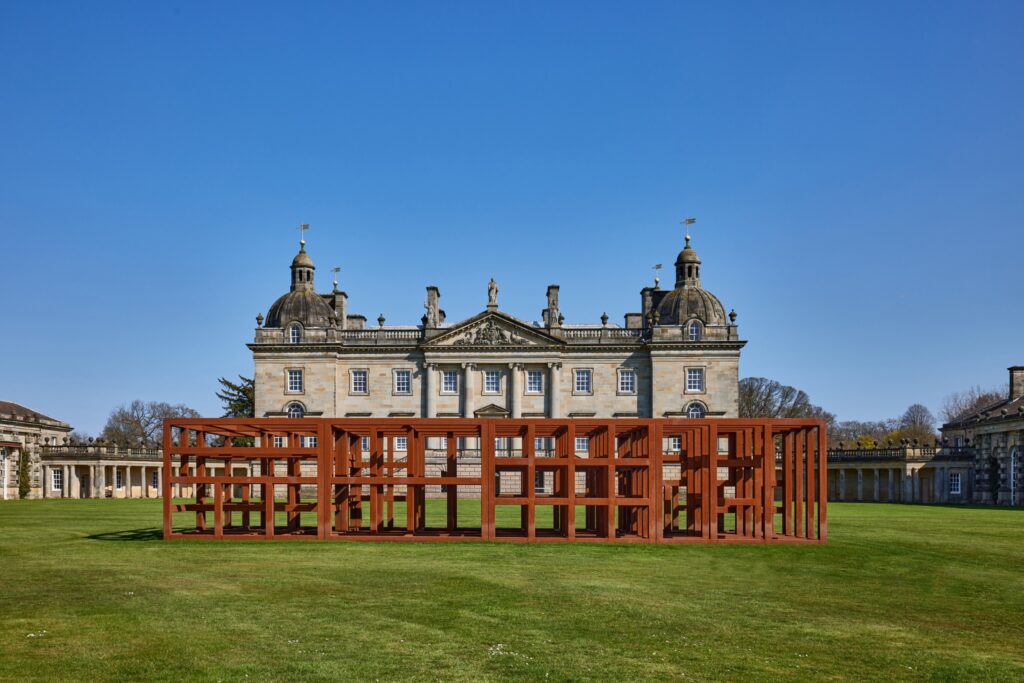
[265,290,334,328]
[292,249,314,268]
[655,286,726,326]
[676,241,701,265]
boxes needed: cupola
[264,234,336,329]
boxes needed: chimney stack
[1010,365,1024,401]
[543,285,560,328]
[331,291,348,329]
[425,286,441,328]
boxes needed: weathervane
[681,216,696,244]
[652,263,662,288]
[331,266,340,292]
[298,223,310,247]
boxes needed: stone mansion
[250,230,745,422]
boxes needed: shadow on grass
[87,527,163,542]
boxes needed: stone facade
[0,401,72,499]
[941,366,1024,506]
[250,233,745,423]
[826,446,975,504]
[37,445,167,500]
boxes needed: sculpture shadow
[87,527,163,542]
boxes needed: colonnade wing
[162,418,827,544]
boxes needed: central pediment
[424,311,563,348]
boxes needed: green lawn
[1,501,1022,681]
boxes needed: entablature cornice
[647,341,746,355]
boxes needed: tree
[890,403,937,444]
[940,384,1007,423]
[17,452,30,499]
[69,430,92,445]
[739,377,835,425]
[831,419,898,449]
[216,376,255,418]
[215,376,255,446]
[900,403,935,431]
[101,400,200,448]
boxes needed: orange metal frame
[162,418,827,544]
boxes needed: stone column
[423,363,439,450]
[548,362,562,418]
[462,362,476,418]
[425,363,437,418]
[856,469,863,501]
[510,363,523,418]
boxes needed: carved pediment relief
[454,319,526,346]
[427,313,559,348]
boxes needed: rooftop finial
[331,266,340,292]
[298,223,310,249]
[652,263,662,288]
[681,216,696,245]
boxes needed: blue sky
[1,1,1021,435]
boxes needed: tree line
[71,377,255,447]
[739,376,1006,448]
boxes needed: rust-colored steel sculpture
[162,418,827,544]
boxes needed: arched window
[287,402,305,419]
[686,402,706,419]
[687,320,702,342]
[289,324,301,344]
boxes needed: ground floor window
[115,470,123,489]
[949,471,961,495]
[52,468,63,491]
[668,436,682,452]
[151,471,158,489]
[575,436,589,453]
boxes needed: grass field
[1,500,1022,681]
